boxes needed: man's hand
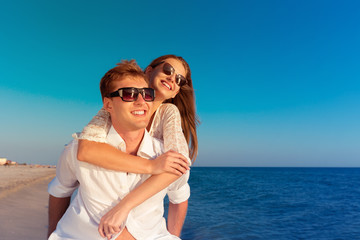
[151,150,190,176]
[98,203,130,240]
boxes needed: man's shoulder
[61,138,79,156]
[65,137,78,148]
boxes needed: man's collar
[106,125,157,158]
[106,126,126,151]
[137,130,157,159]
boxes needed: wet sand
[0,165,56,240]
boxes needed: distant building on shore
[0,158,17,165]
[0,158,7,165]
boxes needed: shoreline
[0,165,56,240]
[0,165,56,199]
[0,175,54,240]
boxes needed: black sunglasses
[107,87,155,102]
[152,61,188,87]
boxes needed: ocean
[170,167,360,240]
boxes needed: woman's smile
[161,80,172,90]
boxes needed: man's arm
[167,200,188,237]
[47,195,71,237]
[47,140,79,237]
[98,172,181,239]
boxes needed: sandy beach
[0,165,56,240]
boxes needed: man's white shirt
[48,126,190,240]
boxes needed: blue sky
[1,0,359,167]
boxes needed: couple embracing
[48,55,199,240]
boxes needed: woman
[77,55,199,238]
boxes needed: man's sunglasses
[107,87,155,102]
[152,61,188,87]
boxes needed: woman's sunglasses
[107,87,155,102]
[152,61,188,87]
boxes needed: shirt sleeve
[77,107,111,143]
[167,170,190,204]
[161,104,191,165]
[48,140,79,198]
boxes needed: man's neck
[115,128,145,155]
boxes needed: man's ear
[103,97,113,113]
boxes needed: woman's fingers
[164,159,185,175]
[169,154,190,170]
[172,162,188,175]
[152,150,191,175]
[166,157,186,173]
[99,223,105,237]
[166,150,190,165]
[165,152,190,174]
[173,157,190,170]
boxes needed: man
[48,60,190,240]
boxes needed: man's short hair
[100,60,147,101]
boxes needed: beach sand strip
[0,165,56,240]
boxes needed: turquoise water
[171,167,360,240]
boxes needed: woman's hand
[98,203,130,240]
[151,150,190,176]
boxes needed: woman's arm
[78,140,189,175]
[159,104,192,164]
[77,108,189,175]
[78,139,151,174]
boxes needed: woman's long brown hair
[148,55,200,163]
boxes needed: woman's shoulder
[150,104,180,137]
[158,103,180,115]
[152,104,181,127]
